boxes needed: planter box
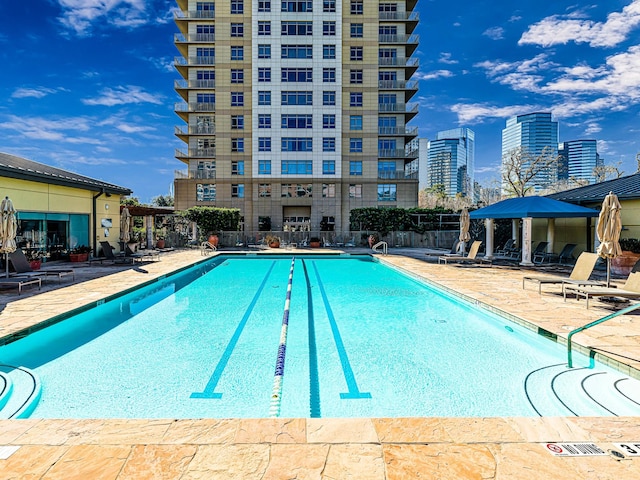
[610,251,640,276]
[29,260,42,270]
[69,253,89,262]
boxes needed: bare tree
[502,146,560,197]
[419,185,472,210]
[540,177,590,195]
[593,161,624,182]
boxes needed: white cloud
[82,85,164,106]
[474,54,557,92]
[509,15,522,22]
[585,122,602,135]
[519,0,640,47]
[438,52,458,65]
[57,0,148,36]
[11,87,58,99]
[116,123,156,133]
[0,115,102,144]
[483,27,505,40]
[450,103,536,124]
[415,70,454,81]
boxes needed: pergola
[469,196,600,265]
[121,205,174,249]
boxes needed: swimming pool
[1,254,639,418]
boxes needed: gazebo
[470,196,600,265]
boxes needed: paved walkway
[1,248,639,479]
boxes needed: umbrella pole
[607,258,611,287]
[4,253,8,278]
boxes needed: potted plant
[156,237,166,249]
[266,235,281,248]
[611,238,640,275]
[69,245,91,262]
[309,237,321,248]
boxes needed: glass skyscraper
[558,140,602,184]
[427,127,474,197]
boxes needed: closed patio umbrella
[0,196,17,278]
[120,206,131,243]
[458,207,471,253]
[596,192,622,287]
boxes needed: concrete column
[546,218,555,254]
[512,219,520,246]
[485,218,495,259]
[146,215,153,249]
[520,217,534,266]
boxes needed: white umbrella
[120,206,131,243]
[458,207,471,253]
[596,191,622,287]
[0,196,17,278]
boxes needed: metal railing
[379,11,420,22]
[372,241,388,255]
[174,79,216,89]
[174,10,216,19]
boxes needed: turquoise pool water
[1,255,638,418]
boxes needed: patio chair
[344,236,356,247]
[90,241,134,264]
[9,250,75,281]
[563,270,640,308]
[530,241,550,263]
[0,276,41,294]
[496,239,516,256]
[522,252,603,294]
[438,240,491,265]
[534,243,577,264]
[125,245,160,262]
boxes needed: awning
[470,196,600,219]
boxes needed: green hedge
[181,207,241,239]
[349,207,455,236]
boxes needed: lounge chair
[496,239,516,256]
[564,271,640,308]
[125,245,160,262]
[530,241,550,263]
[438,240,491,265]
[91,241,134,264]
[522,252,603,294]
[0,276,41,294]
[9,250,75,281]
[534,243,577,264]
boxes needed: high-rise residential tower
[426,127,474,197]
[501,112,559,190]
[173,0,420,234]
[558,140,602,184]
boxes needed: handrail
[200,241,216,255]
[372,241,388,255]
[567,302,640,367]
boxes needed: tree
[541,177,590,194]
[121,196,141,206]
[593,161,624,182]
[502,146,560,197]
[151,194,174,207]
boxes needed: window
[230,46,243,60]
[259,160,272,174]
[379,93,397,105]
[350,92,363,107]
[281,91,313,105]
[196,47,215,64]
[379,48,397,60]
[350,0,363,15]
[379,3,398,12]
[258,1,271,12]
[323,44,336,59]
[258,137,272,152]
[231,115,244,129]
[281,137,312,152]
[378,161,395,177]
[323,91,335,106]
[350,115,363,130]
[230,69,244,83]
[350,69,363,84]
[230,23,243,37]
[282,1,312,12]
[281,68,313,82]
[258,67,271,82]
[323,68,336,83]
[379,25,397,36]
[322,137,335,152]
[196,183,216,201]
[259,183,272,197]
[196,93,215,104]
[323,114,336,129]
[323,21,336,36]
[258,91,271,105]
[350,23,363,38]
[258,21,271,35]
[231,160,245,175]
[350,161,363,175]
[281,21,313,35]
[281,183,312,198]
[323,0,336,12]
[322,183,336,197]
[196,2,215,14]
[231,138,244,152]
[350,138,363,153]
[196,24,215,40]
[231,92,244,106]
[350,46,363,61]
[378,184,397,202]
[258,44,271,59]
[230,0,243,14]
[281,114,313,129]
[258,114,271,128]
[232,184,244,198]
[322,161,335,175]
[282,45,313,59]
[349,184,362,198]
[281,160,313,174]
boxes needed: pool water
[1,255,638,418]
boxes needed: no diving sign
[545,443,608,457]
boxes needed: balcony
[378,126,419,137]
[174,10,216,20]
[379,11,420,22]
[175,125,216,136]
[174,33,216,43]
[378,148,419,159]
[175,148,216,159]
[174,102,216,113]
[378,57,419,68]
[378,34,419,44]
[175,169,217,180]
[378,170,414,180]
[174,56,216,66]
[378,103,419,114]
[175,79,216,89]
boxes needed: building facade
[173,0,420,234]
[501,112,559,191]
[426,127,474,198]
[558,139,602,184]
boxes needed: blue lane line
[311,261,371,399]
[301,260,321,417]
[191,260,277,399]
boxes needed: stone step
[0,365,41,419]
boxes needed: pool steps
[0,365,41,419]
[525,363,640,416]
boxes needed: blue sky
[1,0,639,202]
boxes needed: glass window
[350,161,363,175]
[350,0,363,14]
[282,1,312,12]
[378,184,397,202]
[232,184,245,198]
[350,92,363,107]
[231,115,244,129]
[230,69,244,83]
[258,137,272,151]
[281,160,313,175]
[258,44,271,59]
[322,137,335,152]
[323,44,336,59]
[350,69,363,84]
[349,184,362,198]
[196,47,215,64]
[282,45,313,59]
[323,114,336,129]
[258,21,271,35]
[322,161,335,175]
[230,46,243,60]
[322,183,336,197]
[259,183,272,197]
[350,46,363,61]
[281,137,313,152]
[196,93,215,104]
[258,1,271,12]
[258,67,271,82]
[281,91,313,105]
[231,92,244,106]
[196,183,216,201]
[379,3,398,12]
[231,160,245,175]
[350,23,363,38]
[281,114,313,128]
[259,160,272,174]
[231,138,244,152]
[323,0,336,12]
[350,138,363,153]
[323,68,336,83]
[258,114,271,128]
[281,68,313,82]
[258,91,271,105]
[323,21,336,36]
[230,0,243,14]
[230,23,243,37]
[281,21,313,35]
[323,91,335,106]
[350,115,363,130]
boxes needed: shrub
[619,238,640,253]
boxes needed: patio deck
[1,248,639,479]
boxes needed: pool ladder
[372,241,388,255]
